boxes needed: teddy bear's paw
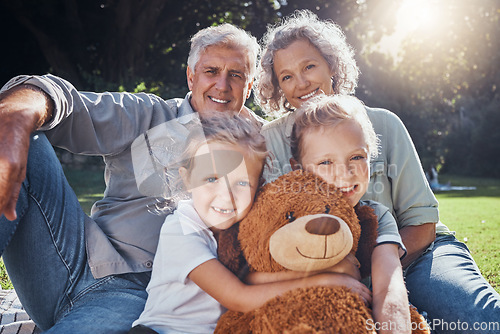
[409,305,431,334]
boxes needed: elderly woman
[255,9,500,333]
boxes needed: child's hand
[323,253,361,280]
[315,272,372,306]
[244,270,316,284]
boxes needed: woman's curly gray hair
[255,10,360,117]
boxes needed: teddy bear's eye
[286,211,296,223]
[325,205,331,214]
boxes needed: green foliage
[442,97,500,177]
[355,0,500,177]
[1,0,499,176]
[0,260,13,290]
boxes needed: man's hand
[0,85,53,220]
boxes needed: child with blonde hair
[289,94,412,333]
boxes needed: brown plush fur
[354,204,379,278]
[216,170,429,333]
[216,286,374,334]
[239,170,373,273]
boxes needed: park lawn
[62,167,106,214]
[1,171,499,295]
[435,175,500,293]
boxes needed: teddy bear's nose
[305,217,340,236]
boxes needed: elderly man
[0,24,261,333]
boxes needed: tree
[2,0,499,176]
[354,0,500,176]
[0,0,281,96]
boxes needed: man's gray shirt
[2,74,197,278]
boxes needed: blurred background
[1,0,499,178]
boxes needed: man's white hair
[187,23,260,79]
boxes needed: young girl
[248,94,412,333]
[293,94,411,332]
[129,114,357,334]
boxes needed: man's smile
[209,96,230,104]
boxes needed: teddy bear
[215,170,429,334]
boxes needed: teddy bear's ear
[217,223,249,280]
[354,204,379,279]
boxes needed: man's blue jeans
[405,234,500,333]
[0,133,150,333]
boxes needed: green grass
[1,171,499,294]
[434,174,500,293]
[62,168,106,214]
[0,260,13,289]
